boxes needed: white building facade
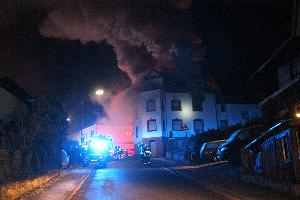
[216,104,262,129]
[133,71,262,157]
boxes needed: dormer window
[146,99,156,112]
[171,99,182,111]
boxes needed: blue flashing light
[91,139,108,153]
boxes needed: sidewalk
[162,160,296,200]
[19,168,92,200]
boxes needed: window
[241,111,250,121]
[192,99,203,111]
[147,119,157,131]
[220,120,228,129]
[171,99,182,111]
[91,130,94,137]
[172,119,183,131]
[135,127,138,138]
[146,99,156,112]
[163,119,166,131]
[295,105,300,117]
[220,104,226,112]
[194,119,204,131]
[281,135,290,161]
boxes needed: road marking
[169,161,228,170]
[161,167,177,175]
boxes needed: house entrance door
[150,141,157,157]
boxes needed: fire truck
[83,135,114,167]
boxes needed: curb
[0,171,60,200]
[62,169,94,200]
[69,169,96,199]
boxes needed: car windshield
[206,142,218,149]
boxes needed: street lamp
[95,89,104,96]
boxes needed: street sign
[183,124,189,130]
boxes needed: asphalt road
[18,158,294,200]
[75,159,230,200]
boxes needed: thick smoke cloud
[40,0,198,83]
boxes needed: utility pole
[80,97,84,145]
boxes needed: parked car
[199,140,226,161]
[215,125,264,163]
[61,150,70,169]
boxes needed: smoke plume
[39,0,201,127]
[91,87,138,127]
[40,0,199,82]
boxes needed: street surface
[73,158,294,200]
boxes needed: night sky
[0,0,293,129]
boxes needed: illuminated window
[295,105,300,118]
[194,119,204,131]
[281,135,290,161]
[220,120,228,129]
[147,119,157,132]
[171,99,182,111]
[146,99,156,112]
[220,105,226,112]
[172,119,182,131]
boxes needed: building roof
[142,69,197,93]
[0,76,34,104]
[162,72,190,93]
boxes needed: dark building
[239,1,300,196]
[255,0,300,123]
